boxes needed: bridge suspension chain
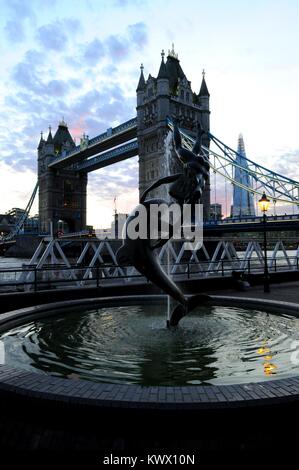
[2,182,39,242]
[167,119,299,206]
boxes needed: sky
[1,0,299,226]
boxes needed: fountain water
[163,130,174,328]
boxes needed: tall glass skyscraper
[231,134,255,218]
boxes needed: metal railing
[0,256,298,292]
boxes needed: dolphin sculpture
[116,121,210,326]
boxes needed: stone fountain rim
[0,294,299,411]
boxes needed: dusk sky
[1,0,299,226]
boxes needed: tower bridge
[1,45,299,243]
[48,117,137,171]
[36,45,212,234]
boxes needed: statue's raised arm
[169,121,210,204]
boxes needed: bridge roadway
[55,214,299,240]
[76,140,138,172]
[204,215,299,234]
[49,117,137,170]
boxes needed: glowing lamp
[258,193,270,213]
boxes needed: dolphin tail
[169,294,211,327]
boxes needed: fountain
[0,121,299,451]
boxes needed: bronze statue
[116,120,210,326]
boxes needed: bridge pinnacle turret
[47,126,53,143]
[53,119,75,154]
[199,71,210,97]
[59,117,67,127]
[198,69,210,129]
[136,63,146,92]
[37,131,45,150]
[168,43,178,60]
[157,49,168,79]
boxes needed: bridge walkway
[210,280,299,304]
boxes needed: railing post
[187,262,190,279]
[96,266,99,288]
[248,259,251,274]
[34,267,37,292]
[221,260,224,277]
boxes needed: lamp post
[258,192,270,293]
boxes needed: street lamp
[258,192,271,293]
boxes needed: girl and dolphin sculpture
[116,120,210,326]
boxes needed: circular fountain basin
[1,300,299,387]
[0,295,299,413]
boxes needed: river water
[0,257,30,269]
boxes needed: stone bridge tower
[37,120,87,234]
[137,45,210,219]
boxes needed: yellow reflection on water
[257,347,270,355]
[256,340,278,376]
[263,363,278,375]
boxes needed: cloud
[127,22,148,47]
[8,0,33,18]
[271,149,299,180]
[83,38,105,65]
[4,0,34,43]
[64,22,147,70]
[105,35,130,61]
[12,62,71,99]
[4,20,25,42]
[12,61,40,91]
[37,24,69,51]
[3,18,143,215]
[113,0,147,7]
[24,49,45,66]
[88,156,138,202]
[101,64,118,76]
[47,80,70,97]
[103,22,148,62]
[36,18,81,51]
[11,49,72,99]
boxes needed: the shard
[231,134,255,218]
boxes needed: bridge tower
[37,120,87,234]
[137,45,211,219]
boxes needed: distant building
[95,213,128,240]
[0,213,15,237]
[0,208,38,237]
[111,213,128,238]
[210,203,222,221]
[231,134,255,218]
[95,228,111,239]
[7,208,26,220]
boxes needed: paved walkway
[210,280,299,304]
